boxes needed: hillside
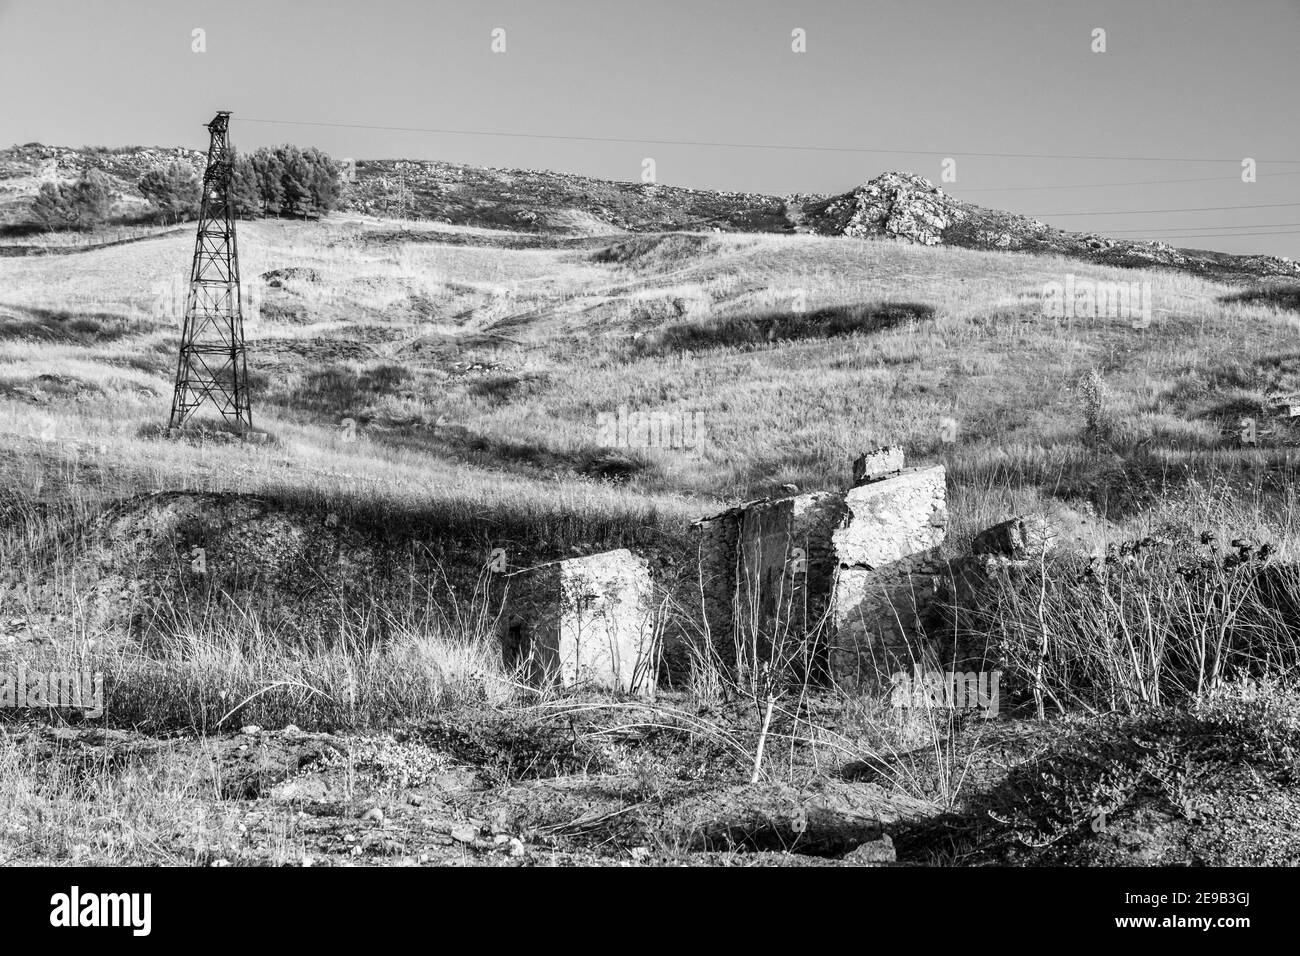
[3,142,1297,284]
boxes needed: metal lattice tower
[167,110,252,433]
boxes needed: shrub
[1077,368,1115,446]
[975,532,1300,714]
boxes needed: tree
[278,144,312,217]
[70,169,114,228]
[237,144,342,219]
[28,169,114,230]
[230,153,261,219]
[29,182,76,230]
[302,146,340,215]
[138,160,201,224]
[250,146,285,216]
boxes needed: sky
[1,0,1297,256]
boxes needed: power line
[1070,227,1300,241]
[954,171,1300,192]
[1137,230,1300,241]
[1136,230,1300,238]
[240,116,1300,165]
[1103,221,1300,234]
[1030,200,1300,217]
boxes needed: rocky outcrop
[810,172,963,246]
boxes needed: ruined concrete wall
[829,465,948,687]
[502,548,658,695]
[735,492,845,660]
[687,451,949,689]
[692,492,844,667]
[692,509,741,661]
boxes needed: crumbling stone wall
[692,492,844,668]
[690,450,949,687]
[829,464,948,686]
[502,548,658,695]
[692,505,743,659]
[736,492,846,662]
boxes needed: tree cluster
[133,145,341,224]
[29,169,115,230]
[235,145,340,218]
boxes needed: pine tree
[29,181,76,230]
[250,146,285,216]
[303,146,340,215]
[230,152,261,219]
[70,169,114,227]
[29,169,114,230]
[138,161,201,224]
[278,144,311,217]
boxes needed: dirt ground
[7,689,1297,867]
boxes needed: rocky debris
[938,513,1060,640]
[971,514,1054,562]
[852,446,905,486]
[459,773,930,857]
[842,833,897,865]
[449,824,479,844]
[260,267,322,287]
[656,781,924,854]
[447,360,516,376]
[692,491,846,667]
[271,778,330,803]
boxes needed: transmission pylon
[167,110,252,434]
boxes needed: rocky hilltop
[0,143,206,223]
[803,171,1300,284]
[2,142,1296,283]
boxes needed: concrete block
[852,446,905,486]
[502,548,658,695]
[829,465,947,685]
[735,492,845,650]
[693,492,844,663]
